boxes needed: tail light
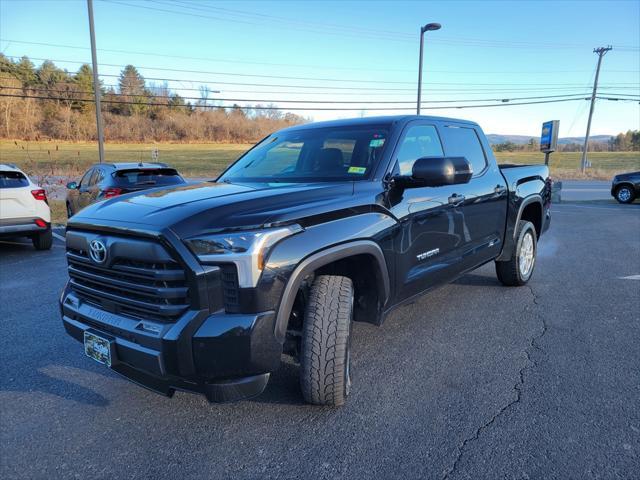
[102,187,122,199]
[31,189,47,202]
[34,218,47,228]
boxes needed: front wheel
[615,185,635,204]
[496,220,537,286]
[300,275,354,406]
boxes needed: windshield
[219,125,389,183]
[113,168,184,187]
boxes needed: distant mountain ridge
[487,134,612,145]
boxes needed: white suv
[0,164,52,250]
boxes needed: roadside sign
[540,120,559,153]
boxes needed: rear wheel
[32,229,53,250]
[300,275,354,406]
[496,220,537,286]
[615,185,635,204]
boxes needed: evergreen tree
[118,65,148,115]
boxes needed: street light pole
[416,22,441,115]
[87,0,105,164]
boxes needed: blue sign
[540,120,559,153]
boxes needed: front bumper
[61,285,281,402]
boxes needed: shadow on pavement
[453,273,501,287]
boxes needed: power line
[97,0,640,52]
[9,55,640,87]
[0,85,606,105]
[0,78,595,96]
[5,55,638,93]
[4,38,639,75]
[0,92,596,110]
[2,72,634,96]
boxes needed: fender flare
[273,240,390,342]
[515,194,543,237]
[613,182,635,195]
[497,194,544,262]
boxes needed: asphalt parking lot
[1,202,639,479]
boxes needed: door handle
[494,185,507,195]
[448,194,465,206]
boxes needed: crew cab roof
[279,115,479,133]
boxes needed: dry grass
[49,200,67,226]
[0,140,251,178]
[2,140,638,181]
[494,151,639,179]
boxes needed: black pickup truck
[60,115,551,406]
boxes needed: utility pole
[87,0,105,164]
[580,46,612,173]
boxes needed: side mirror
[66,181,78,189]
[409,156,472,187]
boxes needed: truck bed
[499,164,550,191]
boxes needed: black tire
[32,229,53,250]
[300,275,354,406]
[614,185,636,204]
[496,220,537,286]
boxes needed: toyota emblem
[89,239,107,264]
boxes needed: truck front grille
[65,232,190,322]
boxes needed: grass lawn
[494,151,640,179]
[1,140,638,180]
[0,140,251,178]
[49,200,67,225]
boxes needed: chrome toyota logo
[89,239,107,264]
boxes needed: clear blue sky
[2,0,639,137]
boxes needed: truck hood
[70,180,358,237]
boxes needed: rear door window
[440,126,488,176]
[0,171,29,188]
[113,168,184,187]
[395,124,444,175]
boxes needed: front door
[388,122,473,302]
[77,168,95,211]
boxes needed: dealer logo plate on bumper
[84,330,115,367]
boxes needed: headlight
[185,225,303,287]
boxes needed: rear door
[0,170,35,220]
[388,121,471,301]
[439,124,507,269]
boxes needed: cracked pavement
[1,202,639,479]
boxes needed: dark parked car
[611,171,640,204]
[60,116,552,406]
[66,162,185,217]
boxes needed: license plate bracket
[84,330,116,367]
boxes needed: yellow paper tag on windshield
[348,166,367,175]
